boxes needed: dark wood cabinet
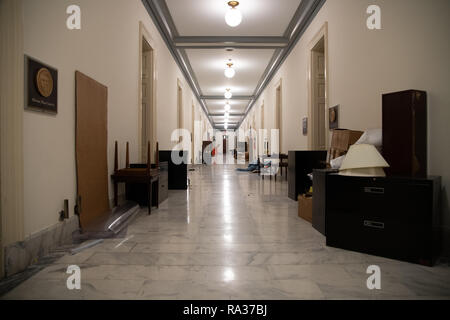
[312,168,338,235]
[382,89,427,177]
[125,162,168,206]
[157,161,168,204]
[159,150,188,190]
[288,151,327,201]
[326,174,441,266]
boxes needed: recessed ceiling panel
[186,48,275,97]
[166,0,302,36]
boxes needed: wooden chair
[279,153,288,180]
[111,141,159,214]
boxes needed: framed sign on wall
[329,105,339,130]
[302,117,308,136]
[24,55,58,114]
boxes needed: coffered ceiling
[142,0,325,130]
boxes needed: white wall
[22,0,206,237]
[240,0,450,250]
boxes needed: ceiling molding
[142,0,326,130]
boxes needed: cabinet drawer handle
[364,187,384,194]
[364,220,385,229]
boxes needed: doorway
[275,81,282,153]
[177,80,183,144]
[223,135,227,155]
[260,102,264,129]
[191,102,195,164]
[308,22,328,150]
[139,22,156,163]
[141,39,153,162]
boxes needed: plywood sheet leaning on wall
[75,71,110,230]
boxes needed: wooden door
[75,71,110,229]
[313,50,326,149]
[223,136,227,154]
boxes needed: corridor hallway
[3,165,450,300]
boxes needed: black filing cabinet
[326,174,441,266]
[288,151,327,201]
[159,150,188,190]
[312,169,338,235]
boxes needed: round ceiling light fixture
[224,60,235,79]
[224,88,232,99]
[224,102,231,112]
[225,111,230,119]
[225,1,242,27]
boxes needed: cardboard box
[298,194,313,223]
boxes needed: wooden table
[111,168,159,215]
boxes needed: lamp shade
[339,167,387,177]
[339,144,389,177]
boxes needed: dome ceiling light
[224,102,231,112]
[224,88,232,99]
[224,60,235,79]
[225,1,242,27]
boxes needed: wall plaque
[25,55,58,114]
[329,105,339,130]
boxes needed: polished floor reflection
[3,165,450,299]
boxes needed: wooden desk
[111,168,159,214]
[111,141,160,215]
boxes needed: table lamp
[339,144,390,177]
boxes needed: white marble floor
[3,164,450,299]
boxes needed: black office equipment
[159,150,188,190]
[382,89,427,177]
[325,174,441,266]
[312,168,338,235]
[288,151,327,201]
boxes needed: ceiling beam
[174,36,289,49]
[201,95,254,101]
[209,113,245,117]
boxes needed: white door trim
[307,22,329,150]
[138,21,157,162]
